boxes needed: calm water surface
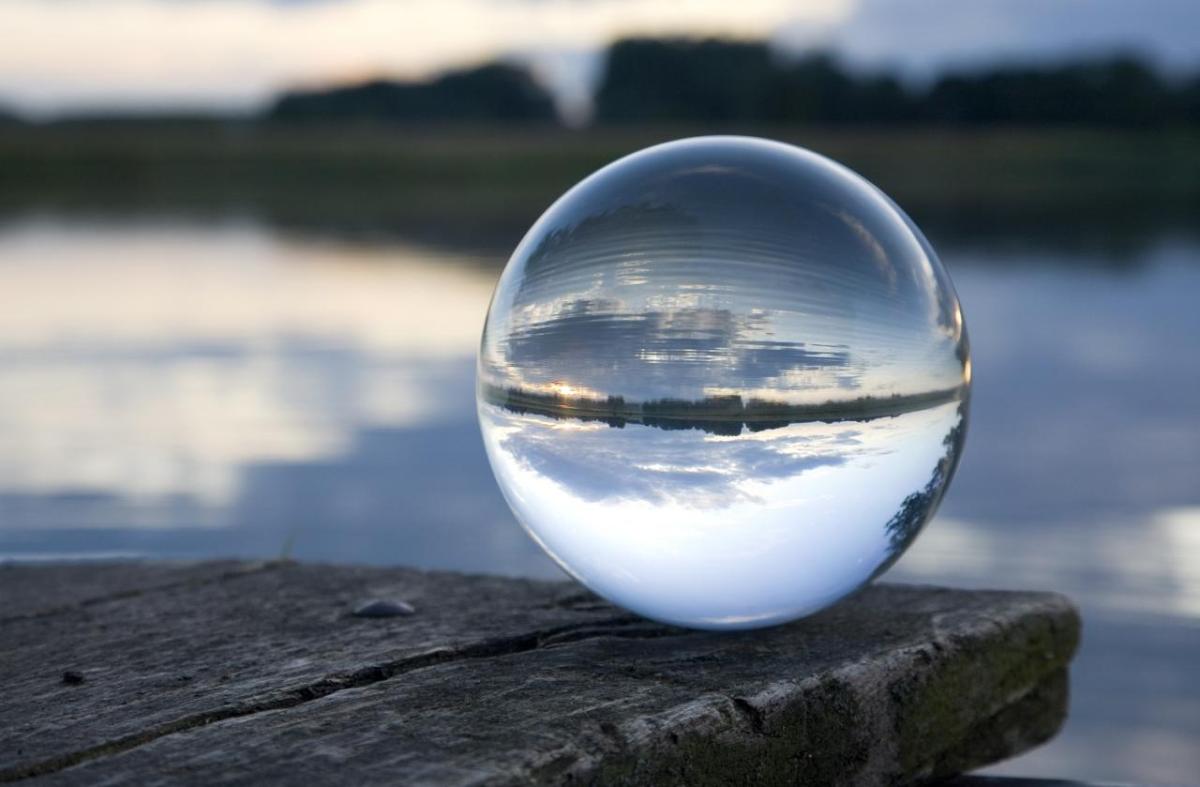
[0,216,1197,782]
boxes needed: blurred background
[0,1,1197,782]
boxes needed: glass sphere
[478,136,969,630]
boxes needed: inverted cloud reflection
[487,406,854,507]
[484,402,963,512]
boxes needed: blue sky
[0,0,1197,117]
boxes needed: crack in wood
[0,613,685,782]
[729,695,768,735]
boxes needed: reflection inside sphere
[478,136,970,629]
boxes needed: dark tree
[595,38,777,123]
[1182,74,1200,126]
[592,37,1196,128]
[270,63,558,124]
[768,53,921,124]
[876,403,968,577]
[924,55,1174,127]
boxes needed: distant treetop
[263,39,1200,128]
[594,37,1200,128]
[269,62,558,125]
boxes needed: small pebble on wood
[352,598,416,618]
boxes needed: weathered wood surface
[0,561,1080,786]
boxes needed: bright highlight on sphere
[478,136,970,630]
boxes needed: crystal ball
[478,136,969,630]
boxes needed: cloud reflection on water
[0,219,494,507]
[1,216,1198,783]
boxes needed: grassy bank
[1,124,1197,254]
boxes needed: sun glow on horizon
[0,0,851,117]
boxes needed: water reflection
[0,214,1198,781]
[0,219,494,519]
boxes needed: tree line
[594,38,1200,127]
[481,382,965,436]
[9,37,1198,127]
[270,63,557,124]
[268,38,1200,127]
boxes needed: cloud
[487,400,963,513]
[492,297,854,402]
[778,0,1200,78]
[0,0,848,116]
[0,218,489,504]
[487,405,861,508]
[4,0,1195,117]
[4,0,1196,116]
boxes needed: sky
[0,0,1198,118]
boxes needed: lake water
[0,215,1197,783]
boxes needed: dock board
[0,561,1079,785]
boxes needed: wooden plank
[0,562,1079,785]
[0,560,270,622]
